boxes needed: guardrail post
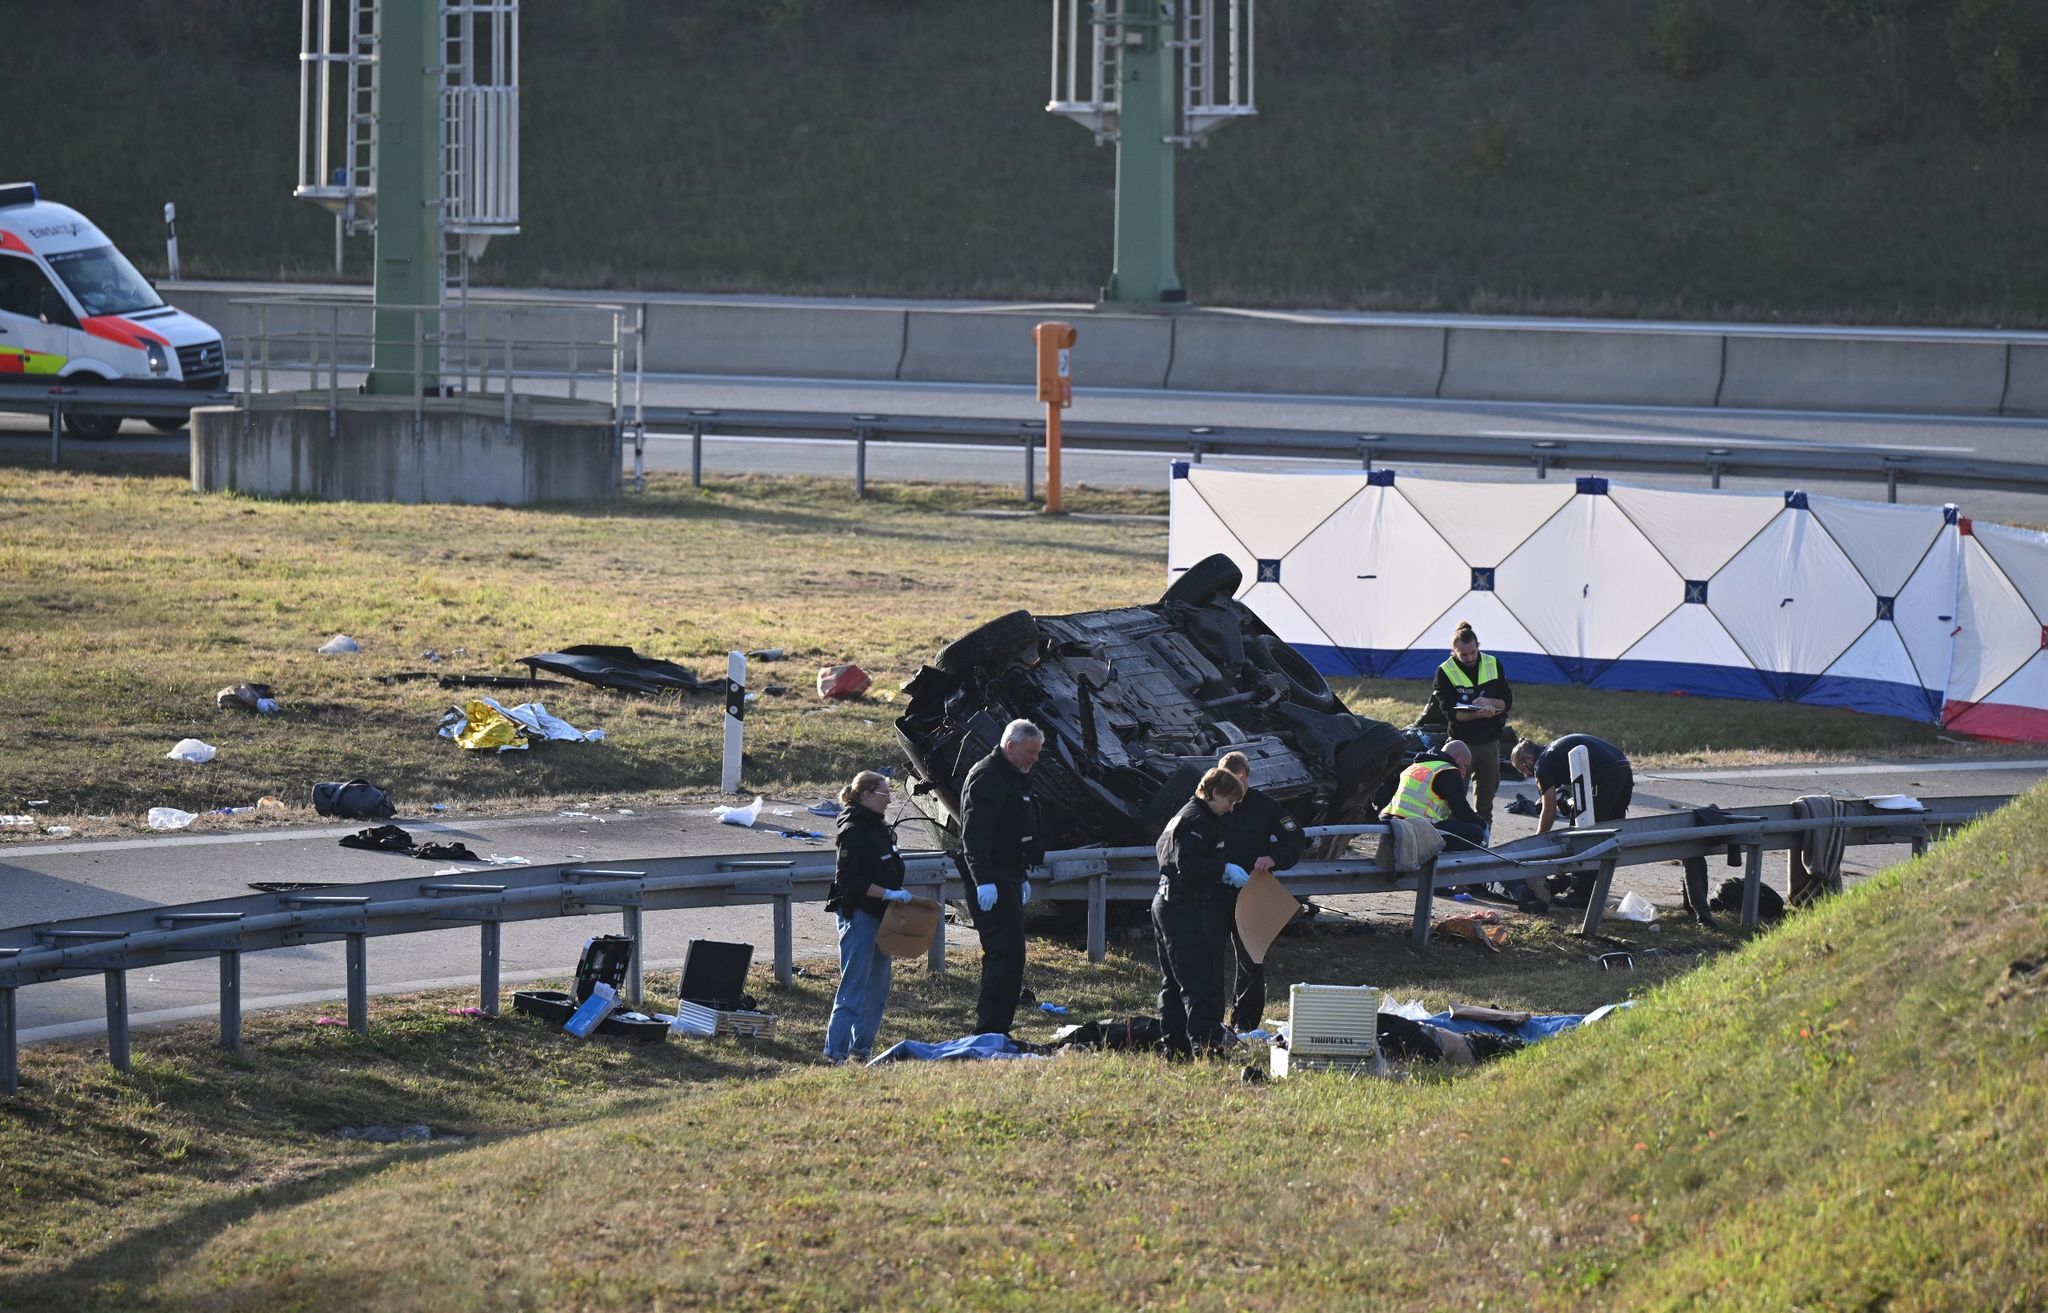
[2,987,17,1095]
[690,420,704,488]
[479,922,501,1016]
[1411,856,1438,945]
[105,971,131,1073]
[1577,857,1620,937]
[1739,844,1765,930]
[1022,427,1036,505]
[1086,872,1108,965]
[622,906,644,1006]
[773,894,794,987]
[49,397,61,471]
[346,933,368,1034]
[220,950,241,1052]
[927,879,947,975]
[855,426,869,499]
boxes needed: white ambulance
[0,181,226,438]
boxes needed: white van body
[0,183,225,426]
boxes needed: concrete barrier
[640,302,906,378]
[1720,336,2009,414]
[1439,327,1724,407]
[191,396,618,504]
[898,309,1173,388]
[1166,316,1444,395]
[1999,345,2048,415]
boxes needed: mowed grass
[0,459,2010,833]
[3,789,2041,1311]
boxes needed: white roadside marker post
[722,651,746,795]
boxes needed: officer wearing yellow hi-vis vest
[1424,621,1512,828]
[1379,739,1486,850]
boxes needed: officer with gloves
[1218,751,1307,1034]
[960,719,1045,1037]
[1152,767,1248,1058]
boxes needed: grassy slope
[9,785,2035,1311]
[6,0,2047,321]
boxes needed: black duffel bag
[311,778,397,820]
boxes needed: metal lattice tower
[1049,0,1257,306]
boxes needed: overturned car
[895,554,1410,857]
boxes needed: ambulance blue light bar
[0,182,40,208]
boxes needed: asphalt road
[9,374,2048,521]
[7,755,2043,1044]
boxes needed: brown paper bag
[1234,868,1300,966]
[875,896,942,958]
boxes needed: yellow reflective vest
[1383,760,1454,823]
[1440,653,1500,689]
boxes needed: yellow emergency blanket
[453,698,527,752]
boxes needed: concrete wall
[1719,336,2010,414]
[1166,318,1444,395]
[190,401,619,504]
[169,280,2048,417]
[898,309,1172,388]
[1439,327,1724,407]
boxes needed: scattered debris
[0,815,33,830]
[712,797,765,827]
[166,738,218,763]
[26,800,47,807]
[42,825,73,838]
[747,647,785,661]
[216,682,279,713]
[314,1016,349,1026]
[1435,910,1509,951]
[311,779,397,820]
[521,644,720,695]
[146,807,198,831]
[764,684,790,696]
[1612,891,1657,923]
[777,828,825,841]
[484,854,531,866]
[257,795,287,814]
[806,801,841,817]
[1038,1002,1070,1016]
[333,1123,465,1144]
[249,882,341,894]
[439,698,605,751]
[318,634,361,654]
[817,663,872,700]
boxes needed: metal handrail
[0,792,2006,1093]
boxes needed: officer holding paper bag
[1218,751,1308,1034]
[1152,768,1247,1058]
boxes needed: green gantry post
[365,0,440,395]
[1101,0,1184,306]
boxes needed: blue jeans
[824,908,893,1061]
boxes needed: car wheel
[1250,634,1339,713]
[933,610,1039,675]
[1161,553,1242,607]
[63,412,124,441]
[146,417,187,433]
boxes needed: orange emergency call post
[1033,321,1076,512]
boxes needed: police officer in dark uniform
[960,719,1045,1036]
[1218,751,1307,1034]
[1153,767,1249,1057]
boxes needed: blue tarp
[867,1032,1047,1066]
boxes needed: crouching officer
[1153,768,1248,1058]
[1218,751,1307,1034]
[961,719,1045,1037]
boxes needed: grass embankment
[0,462,2003,835]
[3,789,2042,1310]
[8,1,2048,322]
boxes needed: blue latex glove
[1019,880,1033,904]
[882,888,913,904]
[976,883,998,912]
[1222,862,1251,890]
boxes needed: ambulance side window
[0,254,50,320]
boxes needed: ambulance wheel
[63,412,124,441]
[146,417,188,433]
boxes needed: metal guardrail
[0,382,234,469]
[0,793,2003,1093]
[646,406,2048,504]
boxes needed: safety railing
[0,792,2003,1093]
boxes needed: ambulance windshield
[46,245,164,318]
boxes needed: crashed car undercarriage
[895,554,1410,859]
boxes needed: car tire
[146,417,187,433]
[1250,634,1339,713]
[63,412,124,441]
[933,610,1039,675]
[1161,553,1242,608]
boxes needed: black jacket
[1222,785,1309,871]
[1156,798,1233,902]
[961,748,1041,887]
[827,804,906,916]
[1425,655,1513,746]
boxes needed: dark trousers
[1230,927,1265,1033]
[1437,816,1487,850]
[1469,746,1501,826]
[1153,894,1229,1055]
[966,883,1026,1035]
